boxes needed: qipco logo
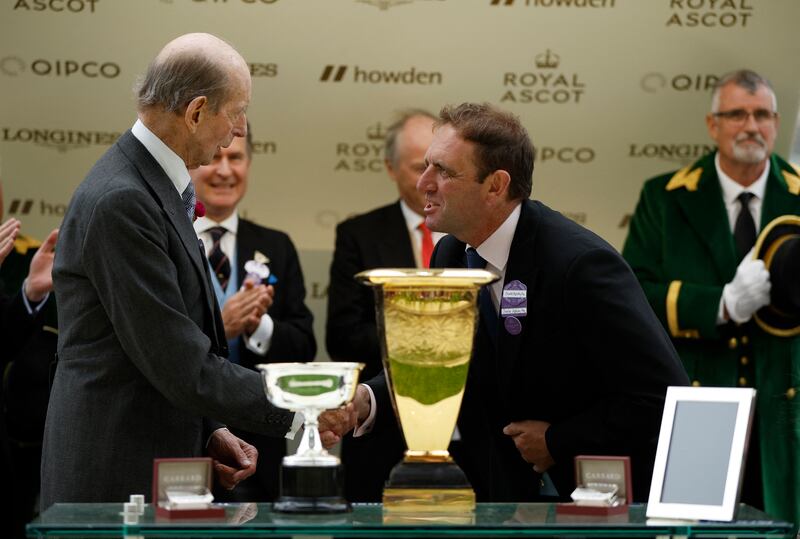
[0,56,120,79]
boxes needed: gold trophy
[357,268,498,512]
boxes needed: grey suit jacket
[41,131,291,508]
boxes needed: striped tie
[207,227,231,290]
[181,182,196,221]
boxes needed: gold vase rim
[356,268,499,286]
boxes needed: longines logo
[251,140,277,155]
[357,0,444,10]
[0,56,120,78]
[501,50,586,105]
[628,142,714,165]
[539,146,595,164]
[2,127,120,152]
[641,72,718,94]
[13,0,99,12]
[666,0,754,28]
[320,65,442,85]
[8,198,68,217]
[248,63,277,77]
[490,0,615,7]
[334,122,386,173]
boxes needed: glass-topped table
[27,502,794,538]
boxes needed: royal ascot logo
[0,56,120,78]
[2,127,121,152]
[490,0,616,7]
[8,198,68,217]
[666,0,754,28]
[501,50,586,105]
[628,142,715,165]
[334,121,387,173]
[640,72,719,94]
[319,64,443,85]
[538,146,595,164]
[13,0,99,12]
[248,63,278,77]
[356,0,443,10]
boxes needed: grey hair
[134,53,230,114]
[384,108,436,166]
[710,69,777,113]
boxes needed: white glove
[722,251,771,324]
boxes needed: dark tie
[207,226,231,290]
[466,247,497,341]
[181,182,196,221]
[418,222,434,268]
[734,192,757,260]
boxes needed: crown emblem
[366,122,387,140]
[535,49,560,69]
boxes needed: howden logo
[320,65,442,85]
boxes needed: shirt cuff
[206,427,229,448]
[286,412,303,440]
[353,383,376,437]
[21,278,49,314]
[245,314,274,356]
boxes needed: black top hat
[754,215,800,337]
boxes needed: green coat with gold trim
[623,151,800,526]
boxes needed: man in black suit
[326,110,442,502]
[190,129,315,501]
[344,103,689,502]
[42,33,350,508]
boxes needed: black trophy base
[274,464,350,513]
[383,458,476,511]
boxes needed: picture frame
[646,386,756,522]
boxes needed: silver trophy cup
[257,362,363,512]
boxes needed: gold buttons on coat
[787,388,797,400]
[738,377,748,387]
[740,356,749,366]
[692,380,701,387]
[728,337,738,349]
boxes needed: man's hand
[503,420,555,473]
[0,218,21,266]
[208,428,258,490]
[25,228,58,302]
[221,282,273,339]
[318,402,359,449]
[723,249,771,323]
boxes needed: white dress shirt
[131,119,191,197]
[194,213,275,355]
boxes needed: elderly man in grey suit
[41,33,350,509]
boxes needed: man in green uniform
[623,69,799,526]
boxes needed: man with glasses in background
[623,69,800,526]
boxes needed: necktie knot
[418,221,434,268]
[737,192,755,206]
[181,182,196,221]
[208,226,227,243]
[465,247,487,269]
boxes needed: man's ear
[185,95,208,133]
[486,169,512,202]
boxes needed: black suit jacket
[367,200,689,502]
[219,218,315,502]
[325,201,413,501]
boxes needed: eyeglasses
[712,108,777,125]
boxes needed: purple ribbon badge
[500,280,527,336]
